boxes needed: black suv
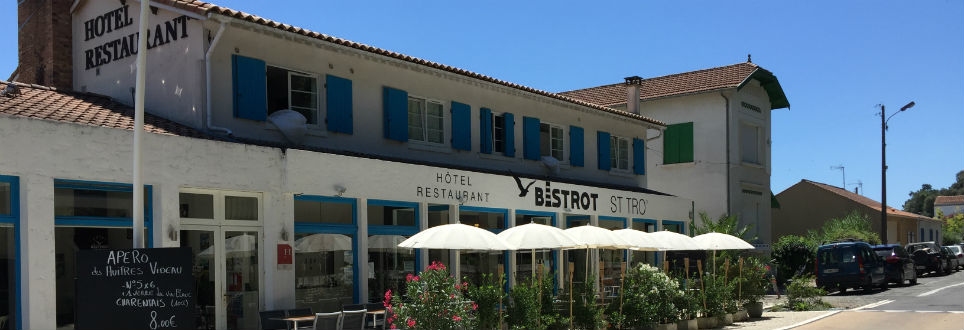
[905,242,951,276]
[872,244,918,285]
[816,241,887,292]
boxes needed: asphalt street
[792,269,964,330]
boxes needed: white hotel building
[1,0,785,329]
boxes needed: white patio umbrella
[613,229,667,251]
[563,225,632,249]
[397,223,515,250]
[368,235,412,251]
[693,232,755,250]
[294,233,353,252]
[647,230,704,251]
[499,222,583,278]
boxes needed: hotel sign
[82,5,190,70]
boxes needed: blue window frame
[459,206,509,290]
[366,199,422,274]
[53,179,154,247]
[632,218,659,266]
[598,216,627,282]
[515,210,558,292]
[293,195,360,304]
[661,220,686,235]
[1,175,21,330]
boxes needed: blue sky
[2,0,961,209]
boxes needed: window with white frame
[540,123,564,160]
[741,123,760,164]
[267,66,319,124]
[493,113,506,153]
[610,135,629,170]
[408,97,444,144]
[178,189,262,224]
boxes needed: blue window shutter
[382,87,408,141]
[326,74,353,134]
[480,108,493,154]
[523,117,541,160]
[597,131,611,171]
[569,126,584,167]
[633,138,645,175]
[231,54,267,121]
[451,101,471,151]
[503,113,515,157]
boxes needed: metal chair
[259,310,288,330]
[340,309,367,330]
[313,312,342,330]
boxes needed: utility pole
[880,101,915,245]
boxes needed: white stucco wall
[936,204,964,218]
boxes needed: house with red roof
[935,195,964,218]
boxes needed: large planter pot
[745,301,764,318]
[733,309,748,322]
[658,322,678,330]
[676,319,698,330]
[696,317,718,329]
[721,313,734,325]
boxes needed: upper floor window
[664,122,694,164]
[610,135,629,170]
[493,113,506,153]
[408,97,444,144]
[267,66,318,124]
[740,123,760,165]
[540,123,564,160]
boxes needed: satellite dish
[541,156,560,175]
[267,110,308,145]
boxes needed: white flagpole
[132,0,150,249]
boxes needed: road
[792,269,964,330]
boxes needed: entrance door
[181,227,262,330]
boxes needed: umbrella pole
[619,261,626,330]
[698,260,706,311]
[569,262,574,330]
[531,248,536,279]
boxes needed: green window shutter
[679,122,694,163]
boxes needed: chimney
[624,76,642,115]
[15,0,73,89]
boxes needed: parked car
[905,242,951,276]
[872,244,918,285]
[816,241,887,292]
[943,246,963,271]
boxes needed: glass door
[181,228,218,330]
[223,230,260,330]
[181,227,261,330]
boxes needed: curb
[770,310,840,330]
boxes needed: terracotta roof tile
[935,195,964,206]
[800,180,937,221]
[152,0,664,127]
[558,63,761,106]
[0,81,212,139]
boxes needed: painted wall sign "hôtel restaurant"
[82,5,190,70]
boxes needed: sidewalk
[710,295,838,330]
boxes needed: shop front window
[565,216,591,287]
[459,208,506,286]
[1,176,17,330]
[631,220,658,267]
[598,217,626,290]
[515,213,555,284]
[53,180,150,329]
[427,205,450,267]
[294,196,356,313]
[367,201,418,303]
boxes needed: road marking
[851,309,964,313]
[772,311,840,330]
[852,299,894,310]
[917,282,964,297]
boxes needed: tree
[903,170,964,217]
[943,213,964,245]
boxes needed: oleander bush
[385,261,473,330]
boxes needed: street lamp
[880,101,915,244]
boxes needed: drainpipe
[205,18,232,135]
[720,92,731,217]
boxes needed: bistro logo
[511,173,600,211]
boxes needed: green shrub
[810,211,881,245]
[738,257,772,304]
[536,273,569,330]
[385,261,472,330]
[571,274,605,330]
[699,273,734,317]
[617,263,682,327]
[771,235,817,284]
[784,276,830,311]
[466,272,504,330]
[507,277,542,330]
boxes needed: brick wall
[16,0,73,89]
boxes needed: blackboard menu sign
[76,247,195,330]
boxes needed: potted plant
[617,264,680,330]
[740,258,770,318]
[385,261,473,330]
[697,273,730,329]
[673,285,699,330]
[466,272,504,330]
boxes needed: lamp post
[880,101,915,244]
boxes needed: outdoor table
[366,310,386,329]
[271,315,315,329]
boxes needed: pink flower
[406,274,414,282]
[383,290,392,307]
[413,275,419,281]
[455,283,461,290]
[407,319,416,328]
[452,315,462,321]
[450,293,455,299]
[472,303,478,311]
[390,324,397,329]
